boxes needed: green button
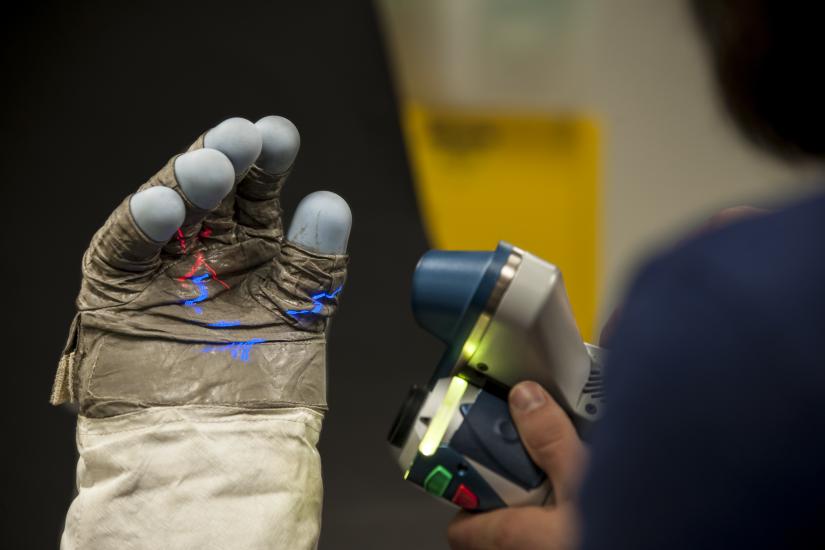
[424,465,453,497]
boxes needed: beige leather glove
[52,116,349,550]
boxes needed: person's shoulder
[585,193,825,550]
[636,192,825,321]
[682,192,825,273]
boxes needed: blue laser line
[182,273,211,314]
[287,286,343,317]
[202,338,265,362]
[207,320,242,328]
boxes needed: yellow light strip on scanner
[418,376,469,457]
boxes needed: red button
[451,483,479,510]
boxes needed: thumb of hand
[509,381,586,503]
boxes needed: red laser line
[175,228,187,253]
[202,261,230,289]
[177,251,230,289]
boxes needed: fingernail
[510,382,547,413]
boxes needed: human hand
[447,382,587,550]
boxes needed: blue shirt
[580,193,825,549]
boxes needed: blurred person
[448,1,825,548]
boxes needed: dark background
[1,1,454,547]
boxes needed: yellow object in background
[403,103,600,340]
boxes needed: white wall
[379,0,821,330]
[590,0,818,323]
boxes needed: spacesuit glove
[51,116,351,550]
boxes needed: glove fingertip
[130,187,186,242]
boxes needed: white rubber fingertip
[255,115,300,174]
[130,187,186,242]
[204,117,263,179]
[287,191,352,254]
[174,148,235,209]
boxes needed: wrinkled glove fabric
[51,135,347,550]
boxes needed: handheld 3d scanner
[388,242,605,512]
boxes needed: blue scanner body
[389,242,604,512]
[412,243,515,383]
